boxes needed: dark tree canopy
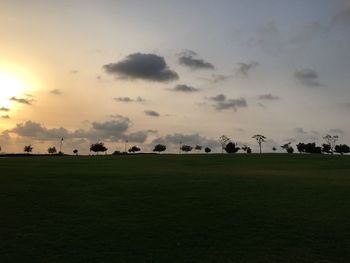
[181,145,193,152]
[48,147,57,154]
[128,145,141,153]
[335,144,350,155]
[297,142,322,154]
[281,143,294,154]
[204,147,211,153]
[73,149,78,155]
[242,145,252,154]
[322,144,331,154]
[195,145,202,151]
[225,142,240,154]
[90,142,108,154]
[24,145,33,153]
[153,144,166,153]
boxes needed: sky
[0,0,349,154]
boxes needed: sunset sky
[1,0,350,153]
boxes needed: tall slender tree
[323,134,339,154]
[219,135,230,154]
[252,134,266,154]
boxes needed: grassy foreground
[1,154,350,263]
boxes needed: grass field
[1,154,350,263]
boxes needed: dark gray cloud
[235,61,259,76]
[208,94,248,111]
[9,97,33,105]
[258,94,280,101]
[114,96,146,103]
[1,115,10,119]
[11,120,70,140]
[103,53,179,82]
[169,84,199,93]
[294,69,322,87]
[0,107,10,112]
[5,115,151,143]
[152,133,219,149]
[51,89,63,95]
[144,110,160,117]
[178,50,214,70]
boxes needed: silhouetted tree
[252,134,266,154]
[24,145,33,154]
[296,143,306,153]
[128,145,141,153]
[195,145,202,151]
[281,143,294,154]
[205,147,211,153]
[73,149,78,156]
[335,144,350,155]
[303,142,322,154]
[323,134,339,154]
[48,147,57,154]
[153,144,166,153]
[219,135,230,154]
[322,144,331,154]
[225,142,240,154]
[112,150,122,155]
[242,145,252,154]
[181,145,193,152]
[272,147,277,152]
[90,142,108,155]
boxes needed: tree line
[1,133,349,156]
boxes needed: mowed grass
[1,154,350,263]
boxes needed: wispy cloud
[169,84,199,93]
[114,97,146,103]
[178,50,214,70]
[144,110,160,117]
[10,97,33,105]
[208,94,248,111]
[235,61,259,76]
[294,69,322,87]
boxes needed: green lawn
[1,154,350,262]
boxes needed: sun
[0,71,26,108]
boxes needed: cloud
[5,116,152,143]
[204,74,232,83]
[1,115,10,119]
[332,1,350,27]
[51,89,63,95]
[258,94,280,101]
[152,133,219,149]
[169,84,199,93]
[235,61,259,76]
[11,121,71,140]
[178,50,214,70]
[329,129,344,135]
[114,96,146,103]
[9,97,33,105]
[294,127,308,135]
[69,70,79,74]
[294,69,322,87]
[144,110,160,117]
[103,53,179,82]
[208,94,248,111]
[0,107,10,112]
